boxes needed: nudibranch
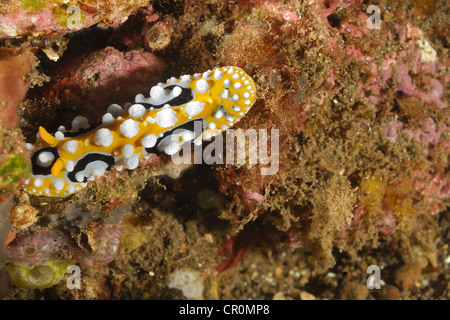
[23,67,256,197]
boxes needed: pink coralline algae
[343,203,396,235]
[0,47,35,129]
[0,0,152,39]
[378,208,397,235]
[383,120,404,143]
[413,170,450,199]
[396,63,446,110]
[340,203,365,234]
[80,46,166,106]
[383,117,448,148]
[325,12,447,113]
[413,170,450,215]
[230,0,299,22]
[74,226,122,267]
[385,24,446,110]
[79,47,166,91]
[339,11,372,38]
[4,230,70,265]
[403,118,448,147]
[46,46,167,121]
[246,191,264,201]
[394,24,422,44]
[255,0,299,22]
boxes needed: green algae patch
[22,0,47,10]
[0,155,31,196]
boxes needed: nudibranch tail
[23,66,257,197]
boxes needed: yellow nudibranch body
[24,67,257,197]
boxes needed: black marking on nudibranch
[31,147,59,176]
[67,153,116,183]
[145,118,206,155]
[64,123,101,138]
[140,86,194,110]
